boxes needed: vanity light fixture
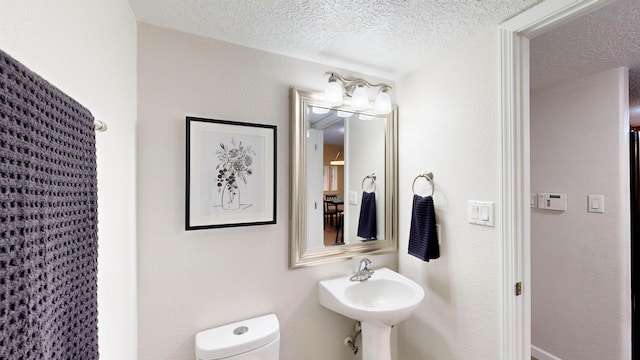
[312,106,330,114]
[324,72,393,115]
[336,110,354,118]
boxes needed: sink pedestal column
[361,322,392,360]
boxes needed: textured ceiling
[128,0,541,79]
[128,0,638,123]
[530,0,640,97]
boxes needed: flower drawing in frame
[186,117,276,230]
[215,138,256,210]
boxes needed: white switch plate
[588,194,605,213]
[349,191,357,205]
[468,200,495,227]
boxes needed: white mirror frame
[289,86,398,269]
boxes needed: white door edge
[498,1,616,359]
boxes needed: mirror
[289,86,398,269]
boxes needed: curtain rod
[94,119,108,132]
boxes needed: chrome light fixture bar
[324,72,392,115]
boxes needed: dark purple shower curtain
[0,49,99,359]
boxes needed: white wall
[530,67,631,360]
[396,29,502,359]
[136,23,397,360]
[0,1,138,359]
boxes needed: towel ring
[412,172,434,197]
[361,174,376,193]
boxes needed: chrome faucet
[350,258,374,282]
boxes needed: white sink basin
[318,267,424,327]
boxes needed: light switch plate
[349,191,357,205]
[588,194,605,213]
[468,200,495,227]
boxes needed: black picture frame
[186,116,277,230]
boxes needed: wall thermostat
[537,193,567,211]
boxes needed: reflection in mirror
[289,87,398,269]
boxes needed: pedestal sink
[318,267,424,360]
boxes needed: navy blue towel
[408,195,440,261]
[357,191,377,240]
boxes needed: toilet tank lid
[195,314,279,359]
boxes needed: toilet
[195,314,280,360]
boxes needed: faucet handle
[359,258,372,270]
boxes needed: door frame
[498,1,616,359]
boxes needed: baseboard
[531,345,562,360]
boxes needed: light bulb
[324,80,344,107]
[312,106,330,114]
[351,84,369,110]
[374,89,392,114]
[337,110,354,118]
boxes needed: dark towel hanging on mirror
[357,191,377,240]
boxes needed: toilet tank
[195,314,280,360]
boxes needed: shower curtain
[0,50,99,359]
[632,129,639,359]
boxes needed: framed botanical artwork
[186,116,277,230]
